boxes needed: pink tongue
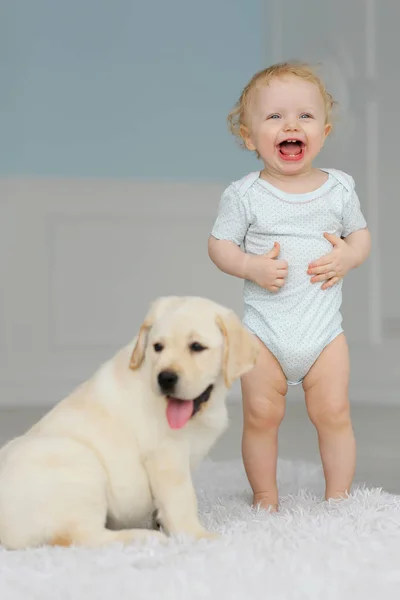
[166,398,194,429]
[280,141,301,156]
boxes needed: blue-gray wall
[1,0,262,180]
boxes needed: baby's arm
[209,184,288,292]
[208,237,288,293]
[308,177,371,289]
[341,179,371,268]
[208,237,249,280]
[208,184,251,280]
[342,228,371,268]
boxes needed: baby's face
[243,76,331,175]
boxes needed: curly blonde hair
[227,61,337,150]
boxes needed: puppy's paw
[153,529,168,542]
[193,528,220,541]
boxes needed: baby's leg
[302,333,355,500]
[241,336,287,511]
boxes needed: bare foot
[252,492,279,512]
[325,489,350,501]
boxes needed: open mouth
[165,384,214,430]
[278,139,305,162]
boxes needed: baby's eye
[267,114,281,120]
[300,113,313,119]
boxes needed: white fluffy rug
[1,458,400,600]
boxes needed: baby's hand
[245,242,288,292]
[307,232,360,290]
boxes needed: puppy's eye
[190,342,207,353]
[153,343,164,353]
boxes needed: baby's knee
[244,395,285,430]
[309,400,351,431]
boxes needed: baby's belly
[266,234,332,283]
[243,234,344,378]
[246,233,336,297]
[243,237,343,351]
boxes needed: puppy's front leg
[145,445,217,540]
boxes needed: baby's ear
[324,123,332,139]
[240,125,257,152]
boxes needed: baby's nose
[284,121,300,131]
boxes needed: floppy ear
[129,296,184,370]
[216,312,259,388]
[129,322,152,371]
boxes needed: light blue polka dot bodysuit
[210,170,367,385]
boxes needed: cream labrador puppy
[0,296,258,550]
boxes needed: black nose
[158,370,178,393]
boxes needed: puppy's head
[129,296,258,430]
